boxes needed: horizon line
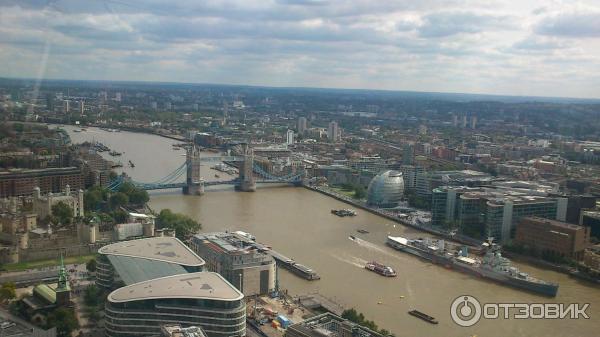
[1,75,599,103]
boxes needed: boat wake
[350,237,408,261]
[331,253,368,269]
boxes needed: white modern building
[97,237,246,337]
[286,130,294,146]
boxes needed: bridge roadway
[137,178,302,191]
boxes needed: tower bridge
[107,143,305,194]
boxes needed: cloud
[417,11,514,38]
[0,1,600,98]
[535,12,600,38]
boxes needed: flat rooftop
[98,236,205,267]
[107,272,243,303]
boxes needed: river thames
[63,125,599,337]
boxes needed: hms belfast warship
[386,236,558,297]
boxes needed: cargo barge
[408,310,438,324]
[269,250,320,280]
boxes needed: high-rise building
[165,101,172,110]
[286,129,294,145]
[297,117,307,134]
[471,116,477,129]
[63,100,70,113]
[79,100,84,115]
[402,143,414,165]
[45,93,54,111]
[462,115,468,128]
[327,121,340,142]
[114,92,122,102]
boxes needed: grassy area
[330,186,356,198]
[2,254,96,272]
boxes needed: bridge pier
[236,143,256,192]
[184,144,205,195]
[183,180,205,195]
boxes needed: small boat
[111,162,123,168]
[331,209,357,217]
[349,235,357,241]
[215,174,220,178]
[357,229,369,234]
[73,129,81,133]
[408,310,438,324]
[128,160,135,168]
[365,261,397,277]
[109,151,122,156]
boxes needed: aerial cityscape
[1,1,600,337]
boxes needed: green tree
[0,282,16,302]
[84,187,106,211]
[46,307,79,337]
[112,209,128,223]
[118,182,149,204]
[51,202,73,225]
[156,209,201,240]
[109,192,129,210]
[86,259,97,273]
[354,186,366,199]
[84,285,101,307]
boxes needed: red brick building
[515,216,590,260]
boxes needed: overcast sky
[1,0,600,98]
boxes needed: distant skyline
[1,1,600,99]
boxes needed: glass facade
[105,297,246,337]
[366,170,405,208]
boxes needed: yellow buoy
[377,301,383,305]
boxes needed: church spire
[56,252,70,292]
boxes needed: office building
[580,209,600,239]
[285,313,383,337]
[190,232,276,296]
[400,165,424,191]
[431,185,568,243]
[415,170,494,199]
[286,130,294,146]
[515,217,589,260]
[297,117,307,135]
[327,121,340,142]
[97,237,246,337]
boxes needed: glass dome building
[367,170,405,208]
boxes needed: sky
[1,0,600,98]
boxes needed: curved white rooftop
[107,272,243,303]
[98,236,205,267]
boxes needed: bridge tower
[183,143,204,195]
[236,143,256,192]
